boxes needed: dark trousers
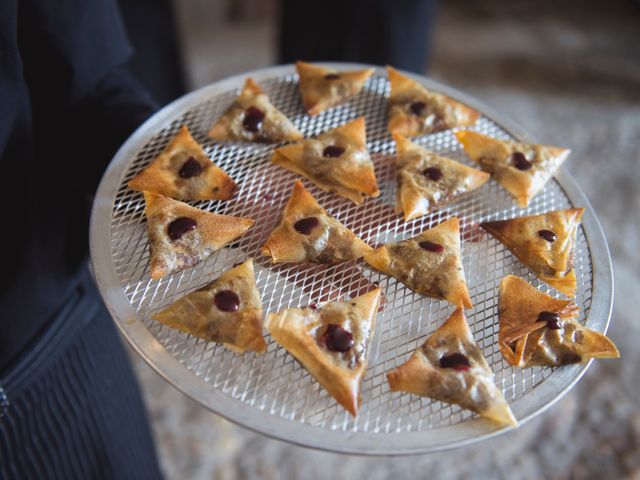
[279,0,439,73]
[0,267,161,479]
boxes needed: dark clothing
[0,0,156,371]
[0,0,161,476]
[279,0,438,73]
[0,267,161,479]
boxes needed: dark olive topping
[538,229,557,242]
[214,290,240,312]
[322,324,354,353]
[439,353,471,371]
[423,166,443,181]
[294,217,320,235]
[324,73,340,80]
[419,241,444,253]
[538,311,561,330]
[243,106,265,132]
[410,101,426,116]
[322,145,345,158]
[167,217,197,241]
[511,152,532,170]
[179,156,202,178]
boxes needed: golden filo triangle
[143,192,254,280]
[296,61,374,115]
[128,125,237,201]
[455,130,570,207]
[394,133,490,221]
[363,217,472,308]
[386,66,479,137]
[208,77,303,143]
[481,208,584,296]
[271,117,380,204]
[387,307,518,427]
[261,180,371,265]
[498,275,619,368]
[152,259,267,354]
[265,288,382,416]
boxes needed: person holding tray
[0,0,163,477]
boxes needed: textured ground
[129,1,640,478]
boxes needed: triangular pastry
[128,125,237,201]
[261,180,372,264]
[208,77,303,143]
[271,117,379,204]
[394,133,490,221]
[144,192,254,280]
[386,66,479,137]
[481,208,584,296]
[296,61,374,116]
[455,130,570,207]
[387,307,517,427]
[498,275,619,367]
[363,217,472,308]
[153,259,266,353]
[265,289,382,415]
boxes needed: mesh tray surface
[90,64,612,454]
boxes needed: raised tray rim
[89,63,613,455]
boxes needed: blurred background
[120,0,640,478]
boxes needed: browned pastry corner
[144,192,254,279]
[393,133,489,221]
[296,61,374,116]
[498,275,619,368]
[261,180,371,264]
[266,288,382,416]
[456,130,570,207]
[386,66,479,137]
[272,117,379,204]
[153,259,266,353]
[208,77,303,143]
[363,217,472,308]
[128,125,237,201]
[481,208,584,296]
[388,306,517,427]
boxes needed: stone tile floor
[129,1,640,478]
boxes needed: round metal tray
[89,64,613,455]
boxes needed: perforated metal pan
[89,64,613,455]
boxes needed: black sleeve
[18,0,159,194]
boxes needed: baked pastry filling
[481,208,584,296]
[389,92,448,133]
[128,125,237,201]
[456,130,570,207]
[261,180,371,265]
[271,117,379,204]
[498,275,619,368]
[144,192,254,280]
[208,77,303,143]
[363,217,472,308]
[152,259,266,353]
[387,307,517,427]
[295,62,374,116]
[393,134,489,221]
[386,66,479,138]
[265,289,381,415]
